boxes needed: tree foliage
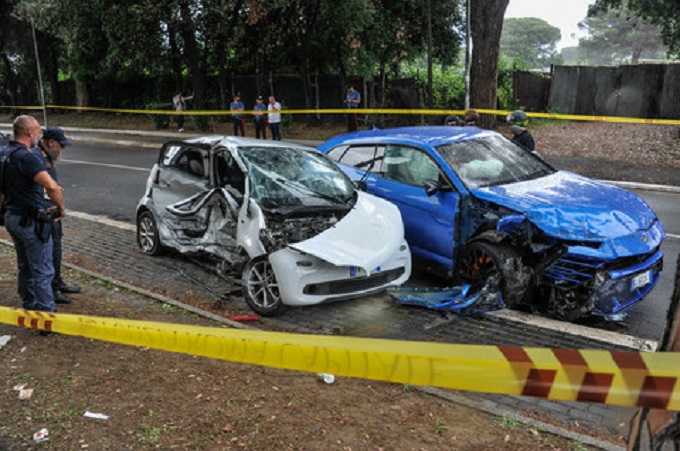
[500,17,562,68]
[578,5,668,64]
[590,0,680,55]
[0,0,476,114]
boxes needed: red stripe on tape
[499,346,533,364]
[18,317,26,328]
[522,369,556,398]
[553,349,588,367]
[30,318,39,329]
[611,351,648,371]
[637,376,676,409]
[44,320,52,332]
[577,372,614,404]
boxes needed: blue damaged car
[318,126,665,320]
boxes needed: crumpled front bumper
[268,241,412,306]
[591,249,664,316]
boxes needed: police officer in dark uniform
[36,126,80,303]
[1,116,66,317]
[506,110,536,152]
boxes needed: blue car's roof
[317,126,497,151]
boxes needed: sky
[505,0,596,50]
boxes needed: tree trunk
[168,22,183,95]
[299,56,314,123]
[216,45,229,110]
[426,0,434,111]
[295,0,321,124]
[37,30,60,106]
[255,49,266,97]
[178,0,206,109]
[469,0,510,128]
[335,41,348,96]
[75,80,89,108]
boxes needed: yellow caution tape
[1,306,678,410]
[1,104,678,125]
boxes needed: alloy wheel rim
[247,260,280,308]
[462,248,496,283]
[139,216,156,252]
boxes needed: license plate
[631,270,652,290]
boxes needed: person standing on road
[252,95,267,140]
[230,94,245,136]
[1,116,66,319]
[173,91,194,133]
[268,95,282,141]
[35,127,80,305]
[344,85,361,132]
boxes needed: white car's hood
[289,191,405,274]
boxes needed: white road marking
[667,233,680,240]
[60,159,149,172]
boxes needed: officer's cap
[43,126,73,147]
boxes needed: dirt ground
[0,250,588,450]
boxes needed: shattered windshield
[238,146,356,210]
[437,135,555,188]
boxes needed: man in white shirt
[267,95,282,141]
[172,92,194,132]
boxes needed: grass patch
[433,418,450,435]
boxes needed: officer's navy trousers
[4,212,55,312]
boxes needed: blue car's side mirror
[423,179,440,196]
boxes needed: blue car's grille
[542,257,604,288]
[540,249,664,316]
[542,247,661,289]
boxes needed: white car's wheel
[137,210,163,255]
[242,256,288,316]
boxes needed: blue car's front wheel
[456,240,529,308]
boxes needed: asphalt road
[57,142,680,342]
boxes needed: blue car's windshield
[238,146,356,210]
[436,135,555,188]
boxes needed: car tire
[242,256,288,317]
[456,240,529,308]
[137,210,163,256]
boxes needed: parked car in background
[318,126,665,321]
[136,136,411,316]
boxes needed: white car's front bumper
[269,241,412,306]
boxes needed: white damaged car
[136,136,412,316]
